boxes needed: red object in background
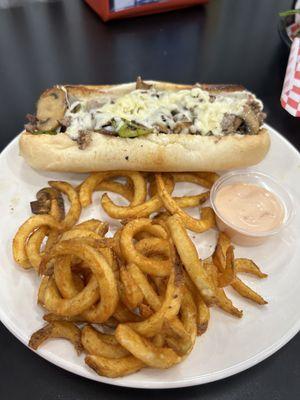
[85,0,208,22]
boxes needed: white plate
[0,125,300,389]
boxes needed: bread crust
[19,81,270,172]
[19,128,270,172]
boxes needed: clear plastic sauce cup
[210,170,294,246]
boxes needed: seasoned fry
[101,175,173,219]
[195,293,210,335]
[37,276,49,306]
[41,241,118,321]
[78,172,107,207]
[139,303,154,319]
[53,256,85,299]
[218,245,236,288]
[127,263,162,311]
[115,324,181,369]
[120,219,171,276]
[49,181,81,229]
[156,174,215,233]
[166,290,197,356]
[174,192,209,208]
[213,233,267,305]
[60,229,106,244]
[82,325,129,358]
[29,321,82,355]
[13,215,62,269]
[27,189,65,269]
[96,179,133,202]
[85,354,145,378]
[102,184,208,219]
[152,333,165,347]
[128,263,190,346]
[44,230,60,253]
[126,265,184,338]
[172,172,213,189]
[74,219,109,236]
[43,313,86,323]
[13,170,269,379]
[43,275,99,316]
[119,266,144,309]
[195,172,220,185]
[234,258,268,278]
[167,215,216,304]
[26,226,48,271]
[231,279,268,305]
[212,232,230,270]
[135,237,170,259]
[79,171,146,208]
[204,262,243,318]
[101,193,161,219]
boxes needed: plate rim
[0,124,299,389]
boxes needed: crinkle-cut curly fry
[59,229,107,244]
[115,324,181,369]
[85,354,145,378]
[119,265,144,310]
[195,293,210,335]
[45,238,138,323]
[40,241,118,321]
[29,321,82,355]
[52,231,110,300]
[171,172,213,189]
[127,263,191,346]
[182,270,210,335]
[27,189,66,269]
[120,219,171,277]
[155,173,215,233]
[82,325,129,358]
[218,245,236,288]
[112,302,141,323]
[43,275,99,316]
[96,179,134,202]
[73,219,109,237]
[127,263,162,311]
[37,276,49,306]
[204,262,243,318]
[101,172,207,219]
[42,313,117,325]
[44,181,82,252]
[26,226,48,271]
[194,172,220,184]
[126,263,184,338]
[231,279,268,305]
[48,181,81,230]
[102,190,209,219]
[79,171,146,208]
[212,233,267,305]
[166,214,216,305]
[53,255,85,299]
[101,175,174,219]
[234,259,268,279]
[166,290,197,356]
[135,237,170,260]
[13,215,62,269]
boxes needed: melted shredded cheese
[64,87,261,140]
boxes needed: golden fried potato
[29,321,82,355]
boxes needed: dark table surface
[0,0,299,399]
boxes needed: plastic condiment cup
[210,170,294,246]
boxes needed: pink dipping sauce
[214,183,285,245]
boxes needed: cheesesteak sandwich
[19,78,270,172]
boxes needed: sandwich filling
[25,79,266,149]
